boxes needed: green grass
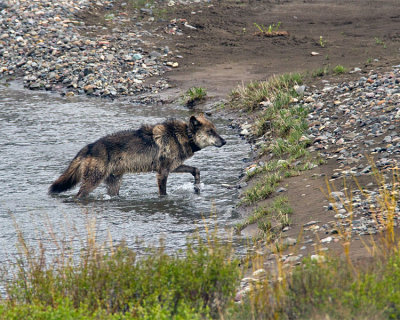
[182,87,207,107]
[374,37,387,48]
[2,225,240,319]
[235,196,293,238]
[230,73,302,112]
[240,172,283,205]
[231,252,400,319]
[333,64,347,74]
[311,65,330,77]
[319,35,326,47]
[254,22,282,34]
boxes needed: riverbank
[2,0,399,100]
[1,0,400,317]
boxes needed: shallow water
[0,82,251,260]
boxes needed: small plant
[319,35,326,47]
[254,22,282,34]
[311,65,330,77]
[269,21,281,32]
[374,37,387,48]
[333,64,347,74]
[240,172,283,205]
[235,196,293,240]
[183,87,207,107]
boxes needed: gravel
[0,0,174,98]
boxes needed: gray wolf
[49,115,226,198]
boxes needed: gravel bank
[0,0,174,98]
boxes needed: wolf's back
[48,157,82,194]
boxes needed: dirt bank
[161,0,400,97]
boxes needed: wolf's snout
[218,137,226,147]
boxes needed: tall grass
[1,220,240,319]
[232,164,400,319]
[230,73,302,112]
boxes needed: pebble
[0,0,182,98]
[305,66,400,237]
[282,237,297,247]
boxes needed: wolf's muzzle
[217,138,226,147]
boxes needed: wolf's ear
[190,116,201,129]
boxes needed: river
[0,82,250,261]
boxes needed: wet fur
[49,115,226,197]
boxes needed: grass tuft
[182,87,207,107]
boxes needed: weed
[254,22,281,34]
[182,87,207,107]
[311,65,330,77]
[2,220,240,319]
[319,35,326,47]
[240,172,283,205]
[233,163,400,319]
[235,196,292,237]
[230,73,302,112]
[374,37,387,48]
[333,64,347,74]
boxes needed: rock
[240,128,250,136]
[321,236,332,243]
[330,191,344,200]
[285,255,301,263]
[294,85,305,95]
[166,61,179,68]
[311,254,326,263]
[303,220,320,227]
[282,237,297,247]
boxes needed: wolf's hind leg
[173,165,200,193]
[76,164,106,198]
[105,174,123,196]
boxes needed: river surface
[0,82,250,262]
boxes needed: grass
[1,221,240,319]
[231,164,400,319]
[235,196,293,241]
[333,64,347,74]
[319,35,326,48]
[311,65,330,77]
[254,22,281,34]
[374,37,387,49]
[230,73,302,112]
[311,64,348,77]
[182,87,207,107]
[231,73,319,206]
[240,172,283,205]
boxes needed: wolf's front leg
[157,169,169,195]
[173,165,200,193]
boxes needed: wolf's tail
[49,157,82,194]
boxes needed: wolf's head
[189,115,226,149]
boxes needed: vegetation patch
[230,73,319,211]
[2,225,240,319]
[253,22,289,37]
[235,196,293,239]
[182,87,207,108]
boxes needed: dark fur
[49,115,226,197]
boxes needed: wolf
[49,115,226,198]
